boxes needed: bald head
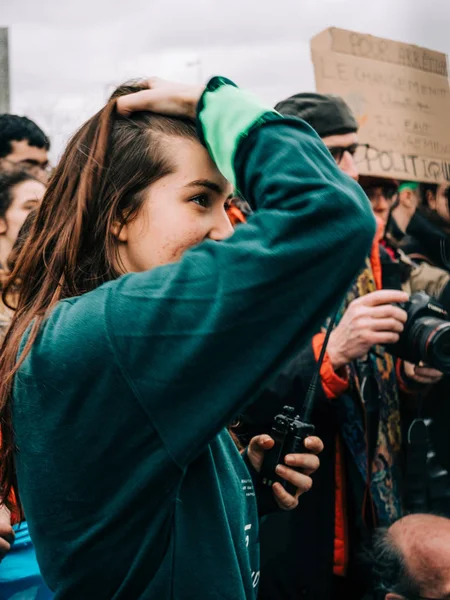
[388,514,450,598]
[373,514,450,600]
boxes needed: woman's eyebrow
[184,179,224,194]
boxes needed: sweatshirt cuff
[196,76,278,187]
[312,333,349,399]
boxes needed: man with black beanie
[275,92,360,180]
[239,93,442,600]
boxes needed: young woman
[0,171,45,358]
[0,170,46,270]
[0,173,49,596]
[0,170,45,334]
[0,210,53,600]
[0,77,375,599]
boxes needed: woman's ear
[111,221,128,242]
[0,218,7,235]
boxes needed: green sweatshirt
[12,77,375,599]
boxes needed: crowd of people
[0,74,448,600]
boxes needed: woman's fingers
[275,465,314,494]
[246,435,274,472]
[272,467,314,511]
[116,78,204,119]
[272,482,299,511]
[302,436,324,455]
[272,436,322,510]
[284,453,320,475]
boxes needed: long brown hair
[0,83,197,509]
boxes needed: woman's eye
[190,194,211,209]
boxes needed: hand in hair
[116,77,204,120]
[246,434,323,511]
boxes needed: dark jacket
[240,226,405,600]
[395,209,450,272]
[387,211,450,510]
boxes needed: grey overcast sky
[2,0,450,160]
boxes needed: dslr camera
[387,291,450,373]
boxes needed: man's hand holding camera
[326,289,443,385]
[327,290,409,369]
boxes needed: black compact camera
[259,406,315,495]
[387,291,450,373]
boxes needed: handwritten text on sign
[311,29,450,183]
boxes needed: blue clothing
[0,522,52,599]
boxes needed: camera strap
[301,307,340,422]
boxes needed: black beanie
[274,92,358,138]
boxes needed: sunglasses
[326,143,369,163]
[365,185,398,202]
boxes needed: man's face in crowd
[365,186,396,224]
[321,132,359,181]
[0,140,50,184]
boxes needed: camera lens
[409,317,450,373]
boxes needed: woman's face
[0,179,46,260]
[116,137,235,272]
[430,183,450,224]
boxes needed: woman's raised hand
[116,77,205,119]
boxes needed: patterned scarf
[333,258,403,526]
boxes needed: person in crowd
[239,92,442,600]
[0,170,46,329]
[0,115,51,184]
[0,170,45,341]
[0,171,46,270]
[389,181,450,272]
[381,180,450,505]
[0,174,49,597]
[370,513,450,600]
[363,179,450,310]
[0,77,374,599]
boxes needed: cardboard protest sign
[311,28,450,183]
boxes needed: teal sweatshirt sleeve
[106,77,376,468]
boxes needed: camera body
[387,291,450,373]
[259,406,315,495]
